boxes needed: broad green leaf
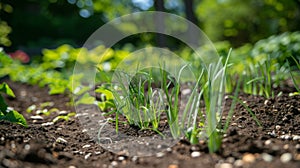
[0,110,28,127]
[26,105,36,113]
[75,93,95,105]
[0,82,15,97]
[98,100,115,111]
[0,95,8,113]
[52,112,75,123]
[95,87,114,100]
[48,83,67,95]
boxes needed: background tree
[1,0,300,52]
[196,0,300,46]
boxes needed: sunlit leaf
[0,110,28,128]
[0,82,15,97]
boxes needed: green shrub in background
[251,31,300,67]
[213,32,300,94]
[196,0,300,45]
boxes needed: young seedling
[244,55,274,98]
[159,63,189,139]
[184,49,231,152]
[0,82,28,127]
[287,56,300,96]
[110,67,166,135]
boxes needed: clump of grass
[243,55,273,98]
[111,68,166,135]
[159,63,190,139]
[288,56,300,96]
[97,48,263,153]
[182,49,231,152]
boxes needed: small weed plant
[0,82,27,127]
[288,56,300,96]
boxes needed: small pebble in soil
[10,141,16,148]
[215,163,233,168]
[226,157,235,163]
[292,135,300,141]
[231,123,237,126]
[199,140,205,145]
[264,100,269,105]
[295,154,300,161]
[242,153,256,163]
[2,159,18,168]
[280,153,292,163]
[82,144,91,148]
[68,166,76,168]
[275,125,281,130]
[280,135,291,140]
[31,97,38,102]
[118,156,125,161]
[94,151,101,155]
[264,139,272,145]
[132,156,138,162]
[111,161,118,167]
[168,164,179,168]
[30,115,44,120]
[84,153,92,160]
[75,112,88,117]
[24,144,30,150]
[58,110,68,115]
[72,150,80,154]
[20,90,27,97]
[191,151,201,158]
[268,130,276,137]
[271,145,280,151]
[283,144,289,149]
[182,89,191,95]
[296,144,300,150]
[56,137,68,144]
[191,146,200,151]
[156,152,165,158]
[261,153,273,162]
[41,122,54,126]
[233,160,243,167]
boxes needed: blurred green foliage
[0,44,128,95]
[0,2,13,46]
[1,0,104,51]
[196,0,300,46]
[1,0,299,52]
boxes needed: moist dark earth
[0,79,300,168]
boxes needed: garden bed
[0,79,299,168]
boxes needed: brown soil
[0,79,300,168]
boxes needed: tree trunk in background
[154,0,166,47]
[294,0,300,7]
[183,0,200,48]
[183,0,199,25]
